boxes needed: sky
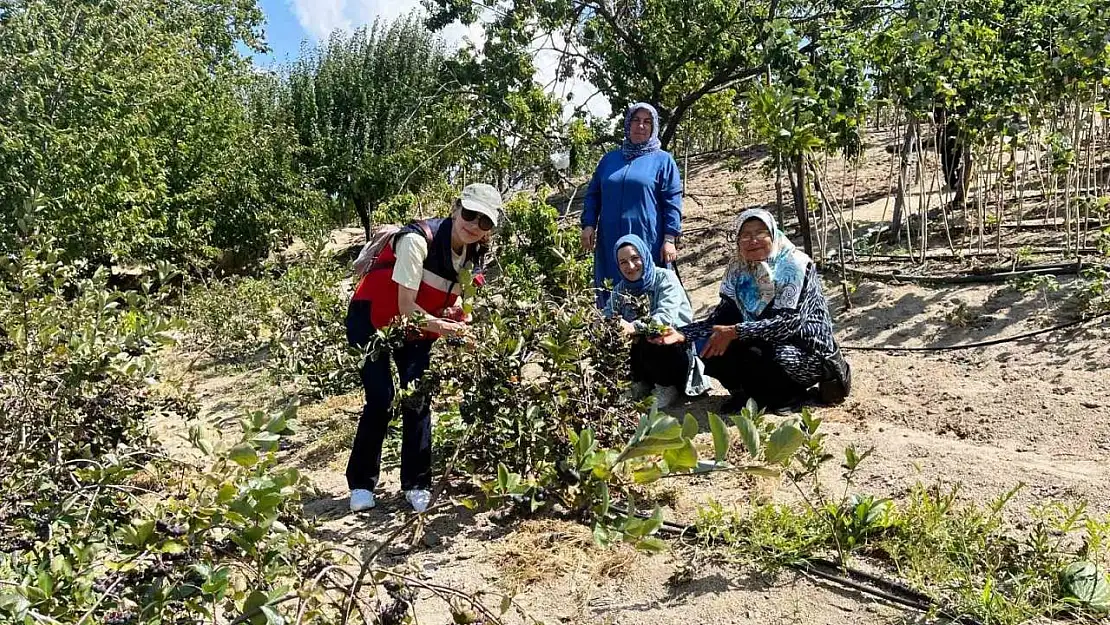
[253,0,611,119]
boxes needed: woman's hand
[699,325,738,358]
[618,319,636,335]
[429,318,467,337]
[581,226,595,251]
[443,305,472,323]
[648,327,686,345]
[662,240,678,264]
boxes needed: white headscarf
[719,209,810,319]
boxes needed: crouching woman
[652,209,851,412]
[344,183,502,513]
[604,234,709,409]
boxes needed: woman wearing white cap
[344,183,502,513]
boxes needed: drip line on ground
[606,503,982,625]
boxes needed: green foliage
[265,256,360,398]
[872,0,1110,143]
[492,192,589,298]
[288,17,457,234]
[0,197,182,467]
[1075,266,1110,318]
[426,0,883,149]
[426,254,630,478]
[0,0,329,268]
[179,246,359,398]
[0,198,507,625]
[824,494,894,550]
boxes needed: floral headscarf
[622,102,662,161]
[720,208,810,319]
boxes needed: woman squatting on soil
[652,208,852,412]
[603,234,710,410]
[343,184,503,514]
[581,102,683,308]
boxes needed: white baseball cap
[459,183,503,228]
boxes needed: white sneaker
[652,385,679,410]
[405,489,431,513]
[629,381,653,400]
[350,489,376,512]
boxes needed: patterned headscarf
[720,209,810,319]
[622,102,662,161]
[613,233,655,295]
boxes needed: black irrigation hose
[829,261,1105,286]
[608,504,982,625]
[839,309,1110,352]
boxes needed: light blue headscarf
[613,234,655,295]
[720,209,810,320]
[622,102,662,161]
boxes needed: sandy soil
[160,128,1110,625]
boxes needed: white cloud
[289,0,611,120]
[288,0,350,42]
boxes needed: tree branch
[582,0,662,95]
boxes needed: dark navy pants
[345,339,434,492]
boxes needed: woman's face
[738,218,774,262]
[452,203,488,245]
[628,109,653,144]
[617,245,644,282]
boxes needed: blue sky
[252,0,485,66]
[250,0,611,118]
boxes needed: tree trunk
[354,195,373,239]
[791,152,813,257]
[775,159,786,226]
[891,121,918,242]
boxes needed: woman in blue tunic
[581,102,683,307]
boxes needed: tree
[0,0,326,267]
[287,17,458,237]
[424,0,890,149]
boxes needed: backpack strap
[415,219,434,243]
[367,219,436,274]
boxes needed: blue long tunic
[582,150,683,295]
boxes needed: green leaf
[736,465,782,479]
[242,590,269,624]
[159,540,188,554]
[635,536,668,553]
[591,523,612,546]
[36,570,53,598]
[593,482,610,519]
[202,566,230,598]
[730,413,761,458]
[632,464,664,484]
[681,414,699,439]
[1061,561,1110,612]
[708,413,730,463]
[764,423,805,465]
[662,440,698,473]
[647,415,682,439]
[615,436,687,464]
[228,444,259,468]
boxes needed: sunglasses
[460,208,495,231]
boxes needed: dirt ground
[161,128,1110,625]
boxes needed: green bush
[179,246,359,397]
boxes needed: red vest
[350,219,484,337]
